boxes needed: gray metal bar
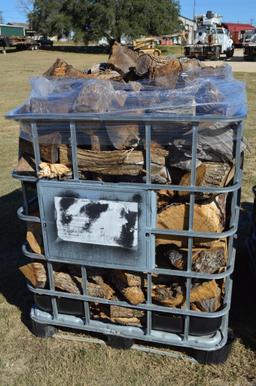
[6,109,246,123]
[148,217,239,238]
[184,124,198,342]
[22,242,236,280]
[12,171,37,182]
[28,284,231,318]
[145,124,152,184]
[47,262,58,320]
[33,175,241,194]
[70,122,79,180]
[31,122,41,175]
[17,206,41,223]
[81,266,91,325]
[146,273,152,336]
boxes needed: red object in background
[223,23,255,46]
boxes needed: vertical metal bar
[47,262,58,320]
[184,124,198,341]
[227,122,243,274]
[233,121,243,184]
[70,122,79,180]
[31,122,41,175]
[81,266,90,324]
[146,273,152,335]
[145,124,152,185]
[21,182,29,215]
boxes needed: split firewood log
[38,162,71,179]
[15,155,35,175]
[150,58,182,89]
[73,80,127,113]
[59,144,169,182]
[110,304,144,319]
[43,58,94,78]
[159,239,227,274]
[26,221,43,255]
[105,124,140,150]
[19,262,47,288]
[156,200,224,247]
[111,271,142,287]
[135,53,170,77]
[97,302,144,326]
[108,42,139,75]
[19,134,61,164]
[190,281,222,312]
[152,280,221,309]
[178,162,234,195]
[53,272,115,299]
[110,271,145,305]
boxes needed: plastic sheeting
[12,63,247,119]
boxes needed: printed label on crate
[54,196,138,249]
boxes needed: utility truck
[184,11,234,60]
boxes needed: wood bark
[59,144,168,180]
[108,42,139,75]
[105,124,140,150]
[19,134,61,163]
[26,222,43,255]
[159,239,227,274]
[53,272,115,299]
[19,262,47,288]
[152,280,221,310]
[156,200,224,248]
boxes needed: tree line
[27,0,181,43]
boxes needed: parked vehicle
[0,24,39,52]
[184,11,234,60]
[37,36,53,47]
[243,32,256,61]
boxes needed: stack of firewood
[16,43,242,327]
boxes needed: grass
[157,45,184,56]
[0,50,256,386]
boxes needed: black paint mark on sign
[59,197,76,226]
[80,202,109,231]
[115,208,137,249]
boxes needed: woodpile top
[13,42,246,119]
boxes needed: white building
[179,15,196,44]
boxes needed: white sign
[55,197,138,249]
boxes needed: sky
[1,0,256,25]
[179,0,256,24]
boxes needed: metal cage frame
[7,109,245,352]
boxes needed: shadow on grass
[0,188,33,330]
[230,201,256,350]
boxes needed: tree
[77,0,181,43]
[28,0,181,42]
[29,0,72,37]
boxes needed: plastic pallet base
[31,319,234,365]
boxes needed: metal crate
[7,108,244,353]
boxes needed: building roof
[223,23,255,32]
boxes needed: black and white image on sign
[55,196,138,249]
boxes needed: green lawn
[0,50,256,386]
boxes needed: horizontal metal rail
[12,172,243,194]
[28,283,230,319]
[22,242,236,280]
